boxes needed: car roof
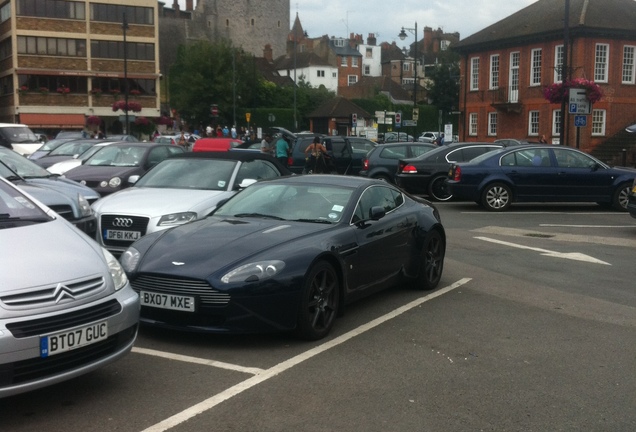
[168,149,292,174]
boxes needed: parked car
[447,144,636,211]
[47,141,123,175]
[0,147,99,236]
[33,139,107,169]
[418,131,440,143]
[495,138,540,146]
[0,176,139,398]
[119,175,446,340]
[105,134,138,142]
[28,138,80,160]
[154,133,199,146]
[0,123,42,156]
[288,135,373,175]
[627,178,636,219]
[92,151,291,257]
[380,132,414,143]
[192,137,244,152]
[359,142,437,183]
[395,142,506,200]
[64,143,184,196]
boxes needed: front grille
[100,214,149,247]
[0,324,137,387]
[6,299,122,338]
[141,308,226,327]
[48,204,74,221]
[1,276,105,309]
[131,274,230,306]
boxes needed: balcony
[490,86,522,113]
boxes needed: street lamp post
[398,22,418,107]
[122,12,129,135]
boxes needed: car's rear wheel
[428,175,452,201]
[416,230,445,290]
[612,182,631,211]
[482,183,512,211]
[295,261,340,340]
[374,174,391,183]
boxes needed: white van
[0,123,42,156]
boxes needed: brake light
[287,156,293,166]
[362,158,369,170]
[452,165,461,181]
[399,163,418,174]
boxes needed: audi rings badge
[112,217,134,228]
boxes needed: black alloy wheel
[428,175,453,201]
[295,261,340,340]
[416,230,445,290]
[482,182,512,211]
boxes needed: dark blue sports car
[447,144,636,211]
[120,175,446,340]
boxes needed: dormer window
[334,39,345,47]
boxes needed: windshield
[38,138,74,152]
[214,183,353,223]
[0,148,51,178]
[86,146,145,167]
[0,180,52,227]
[48,140,98,157]
[0,126,39,144]
[137,158,237,190]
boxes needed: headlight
[78,194,92,217]
[119,247,141,274]
[102,248,128,290]
[158,212,197,226]
[100,177,121,188]
[221,260,285,284]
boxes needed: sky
[177,0,538,44]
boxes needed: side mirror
[237,178,257,189]
[127,175,140,184]
[369,206,386,221]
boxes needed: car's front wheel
[482,183,512,211]
[295,261,340,340]
[428,175,453,201]
[612,182,631,211]
[416,230,445,290]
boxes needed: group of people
[260,133,291,166]
[203,125,238,139]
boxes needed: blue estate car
[446,144,636,211]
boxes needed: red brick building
[453,0,636,164]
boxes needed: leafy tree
[425,55,460,127]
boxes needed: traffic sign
[412,108,419,121]
[351,112,357,126]
[402,120,417,126]
[568,88,591,114]
[245,112,251,122]
[395,112,401,127]
[574,115,587,127]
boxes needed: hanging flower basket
[110,89,121,97]
[543,78,603,104]
[57,86,70,95]
[91,88,103,97]
[18,85,29,95]
[130,89,141,96]
[87,115,101,126]
[112,100,142,113]
[157,115,172,126]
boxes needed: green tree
[169,40,257,129]
[425,52,461,127]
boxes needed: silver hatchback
[0,177,139,398]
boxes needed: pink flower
[543,78,603,104]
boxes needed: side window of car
[147,147,170,166]
[332,140,350,158]
[460,147,487,161]
[236,160,279,185]
[410,145,432,158]
[445,149,461,162]
[553,149,593,168]
[381,146,407,159]
[354,186,398,221]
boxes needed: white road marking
[140,278,471,432]
[475,236,611,265]
[132,347,265,375]
[540,224,635,228]
[473,226,636,248]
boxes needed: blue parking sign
[569,103,578,114]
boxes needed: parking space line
[132,347,265,375]
[141,278,471,432]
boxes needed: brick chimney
[367,33,376,46]
[263,44,273,62]
[185,0,193,11]
[172,0,180,11]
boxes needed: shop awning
[20,113,85,129]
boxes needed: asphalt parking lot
[2,202,635,432]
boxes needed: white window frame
[623,45,635,84]
[341,56,347,67]
[552,110,561,136]
[469,113,478,136]
[470,57,480,91]
[528,110,539,136]
[403,62,410,72]
[554,45,564,83]
[594,43,609,83]
[440,40,450,51]
[352,57,358,67]
[348,75,358,86]
[488,112,497,136]
[530,48,542,86]
[592,109,606,136]
[490,54,499,90]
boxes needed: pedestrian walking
[274,134,290,167]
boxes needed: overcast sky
[178,0,538,44]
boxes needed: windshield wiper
[0,215,50,222]
[293,218,333,224]
[233,213,286,220]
